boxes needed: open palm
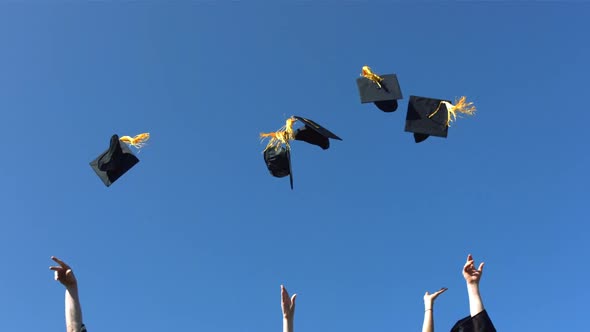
[424,287,447,306]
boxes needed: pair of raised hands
[424,254,485,306]
[50,256,300,317]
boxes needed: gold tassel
[428,96,476,127]
[361,65,384,89]
[260,117,297,151]
[120,133,150,149]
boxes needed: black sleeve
[450,310,496,332]
[80,324,87,332]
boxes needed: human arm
[462,254,485,317]
[50,256,84,332]
[281,285,297,332]
[422,287,447,332]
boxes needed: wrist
[65,285,79,297]
[283,317,294,329]
[467,284,481,297]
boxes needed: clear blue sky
[0,1,588,331]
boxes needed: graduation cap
[356,66,403,113]
[450,310,497,332]
[90,133,149,187]
[405,95,476,143]
[292,116,342,150]
[260,116,341,189]
[263,145,293,190]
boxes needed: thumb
[478,262,485,272]
[291,294,297,305]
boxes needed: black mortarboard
[450,310,497,332]
[263,146,293,190]
[356,68,403,113]
[405,95,451,143]
[293,116,342,150]
[90,134,139,187]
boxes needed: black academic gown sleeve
[450,310,496,332]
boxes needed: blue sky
[0,1,588,331]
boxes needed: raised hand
[462,254,484,285]
[424,287,448,309]
[281,285,297,320]
[49,256,78,288]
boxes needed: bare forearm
[467,284,484,317]
[283,318,293,332]
[422,309,434,332]
[65,286,83,332]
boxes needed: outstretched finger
[281,285,290,302]
[478,262,485,272]
[436,287,448,295]
[463,259,474,271]
[51,256,69,269]
[49,266,63,271]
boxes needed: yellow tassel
[428,96,476,127]
[260,117,297,151]
[120,133,150,149]
[361,65,383,89]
